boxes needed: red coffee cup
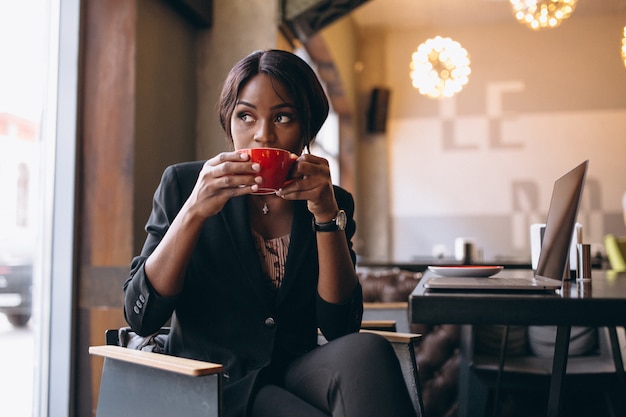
[239,148,296,195]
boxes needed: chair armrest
[363,302,408,310]
[361,320,398,332]
[360,329,422,344]
[361,329,425,416]
[89,345,223,377]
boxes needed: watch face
[336,210,347,230]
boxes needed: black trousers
[249,332,417,417]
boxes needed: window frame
[35,0,80,415]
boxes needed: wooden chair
[363,301,411,332]
[91,324,424,417]
[90,327,223,417]
[360,328,425,416]
[361,307,426,415]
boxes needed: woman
[124,49,416,417]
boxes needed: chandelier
[509,0,578,30]
[622,26,626,69]
[409,36,471,99]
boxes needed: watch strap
[312,210,346,232]
[313,217,340,232]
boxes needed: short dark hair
[218,49,330,150]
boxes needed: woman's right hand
[186,151,262,218]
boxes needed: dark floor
[489,389,619,417]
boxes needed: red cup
[239,148,296,195]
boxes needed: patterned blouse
[252,230,290,288]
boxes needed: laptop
[424,160,589,292]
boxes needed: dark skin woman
[124,49,417,417]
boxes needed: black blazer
[124,161,363,417]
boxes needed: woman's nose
[253,119,276,145]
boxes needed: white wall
[372,14,626,261]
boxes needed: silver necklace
[262,202,269,215]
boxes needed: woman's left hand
[277,153,339,221]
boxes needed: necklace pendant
[262,202,269,215]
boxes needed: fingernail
[252,163,261,171]
[251,184,259,191]
[239,152,248,160]
[255,176,263,184]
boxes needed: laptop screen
[535,160,588,281]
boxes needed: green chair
[90,328,223,417]
[92,325,425,417]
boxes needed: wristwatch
[313,210,347,232]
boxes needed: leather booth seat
[358,268,461,417]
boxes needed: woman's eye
[275,114,293,124]
[238,113,254,123]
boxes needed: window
[294,47,341,184]
[0,1,80,415]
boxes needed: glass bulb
[509,0,577,31]
[409,36,471,99]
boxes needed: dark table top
[358,258,533,272]
[410,269,626,327]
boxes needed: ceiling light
[409,36,471,99]
[509,0,578,31]
[622,26,626,69]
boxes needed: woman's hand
[187,151,261,218]
[277,153,339,221]
[279,153,357,304]
[143,152,259,297]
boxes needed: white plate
[428,265,504,278]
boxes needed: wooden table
[409,269,626,417]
